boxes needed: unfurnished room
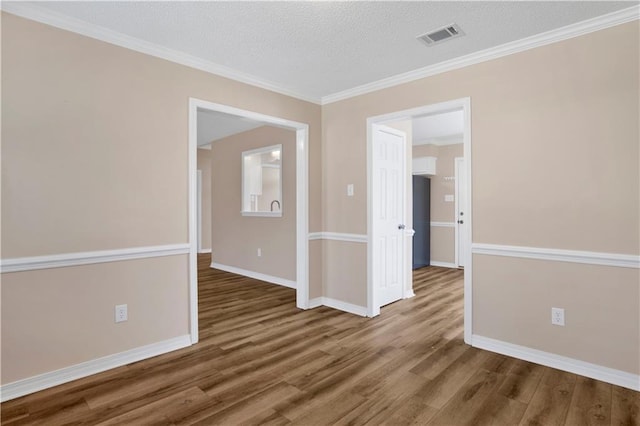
[1,1,639,425]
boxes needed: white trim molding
[366,97,473,344]
[0,2,320,105]
[472,335,640,392]
[211,262,296,289]
[321,5,640,104]
[430,261,459,269]
[430,221,456,228]
[0,244,190,274]
[189,98,309,337]
[308,232,368,243]
[0,335,192,402]
[472,243,640,269]
[198,248,212,254]
[308,297,368,317]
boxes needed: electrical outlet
[551,307,565,326]
[257,248,262,257]
[115,304,128,323]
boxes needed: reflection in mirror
[242,144,282,217]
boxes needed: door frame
[366,97,473,344]
[197,169,203,253]
[188,98,309,344]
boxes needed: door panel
[373,125,406,307]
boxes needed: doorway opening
[366,97,472,344]
[188,98,310,344]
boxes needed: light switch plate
[347,184,354,197]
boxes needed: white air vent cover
[417,24,465,46]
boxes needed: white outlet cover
[551,307,565,326]
[115,304,128,323]
[444,194,454,202]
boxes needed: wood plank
[412,346,492,409]
[565,376,612,426]
[611,385,639,426]
[498,359,546,404]
[96,387,210,426]
[384,396,440,425]
[426,369,505,424]
[518,369,577,426]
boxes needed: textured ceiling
[21,1,639,101]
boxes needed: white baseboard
[472,335,640,391]
[308,297,323,309]
[198,248,212,254]
[0,334,192,402]
[211,262,296,289]
[404,290,416,299]
[429,261,459,268]
[307,296,367,317]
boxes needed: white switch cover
[445,194,454,202]
[347,184,354,197]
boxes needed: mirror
[242,144,282,217]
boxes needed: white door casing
[188,98,309,344]
[454,157,469,267]
[197,169,202,253]
[372,124,407,308]
[367,97,471,344]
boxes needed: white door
[454,157,468,267]
[372,125,406,307]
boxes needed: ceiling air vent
[417,24,465,46]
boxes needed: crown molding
[321,5,640,105]
[3,2,637,108]
[0,2,321,105]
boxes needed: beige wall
[323,240,367,306]
[413,142,463,265]
[321,22,639,374]
[430,227,455,265]
[1,255,189,384]
[197,148,212,251]
[210,126,296,281]
[474,255,639,374]
[1,12,321,385]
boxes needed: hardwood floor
[2,254,638,425]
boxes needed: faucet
[270,200,281,211]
